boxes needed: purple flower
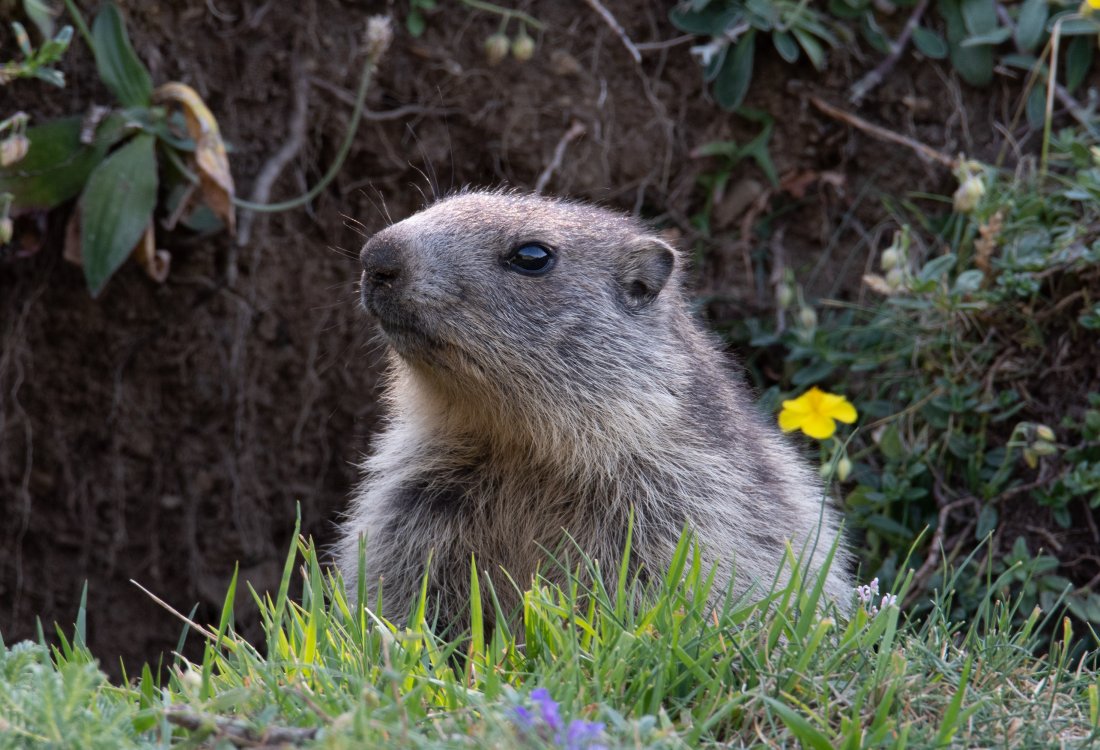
[512,705,535,729]
[512,688,607,749]
[565,718,607,750]
[531,687,563,732]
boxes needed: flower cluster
[513,688,607,750]
[855,577,898,617]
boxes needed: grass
[1,513,1098,748]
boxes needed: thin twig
[810,96,956,169]
[237,63,312,250]
[130,580,219,641]
[581,0,641,65]
[634,34,695,52]
[848,0,930,105]
[534,120,586,195]
[308,77,462,120]
[165,707,319,746]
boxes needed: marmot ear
[620,238,675,310]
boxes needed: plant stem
[460,0,545,30]
[232,51,375,213]
[60,0,94,51]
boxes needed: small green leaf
[1065,36,1094,93]
[960,0,997,35]
[772,31,800,63]
[792,26,826,69]
[0,115,127,211]
[22,0,57,38]
[406,10,426,37]
[1015,0,1048,51]
[976,504,998,539]
[92,3,153,107]
[669,6,741,35]
[953,268,985,294]
[81,133,158,296]
[918,253,957,281]
[714,30,755,111]
[1025,83,1047,129]
[912,26,949,59]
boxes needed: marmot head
[359,191,684,394]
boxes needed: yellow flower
[778,387,858,440]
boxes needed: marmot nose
[361,238,404,289]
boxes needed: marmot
[337,190,852,629]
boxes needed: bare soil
[0,0,1076,672]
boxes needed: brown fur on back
[337,190,852,629]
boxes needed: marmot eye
[505,243,555,275]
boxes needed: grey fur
[337,190,852,630]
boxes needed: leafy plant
[734,126,1100,643]
[672,0,1100,114]
[0,18,71,86]
[671,0,845,110]
[0,2,391,296]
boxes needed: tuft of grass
[1,517,1098,748]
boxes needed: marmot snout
[339,190,853,629]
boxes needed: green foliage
[671,0,844,110]
[0,19,71,87]
[672,0,1100,111]
[0,642,142,749]
[736,126,1100,640]
[405,0,437,37]
[1,526,1099,747]
[1,2,190,296]
[89,2,151,108]
[80,133,158,297]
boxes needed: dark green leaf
[0,115,127,211]
[1048,17,1100,36]
[976,505,998,539]
[772,31,800,63]
[669,6,741,35]
[1065,35,1094,93]
[953,269,985,294]
[941,0,995,85]
[714,30,755,111]
[959,27,1012,47]
[912,26,949,59]
[406,11,426,37]
[92,3,153,107]
[860,13,890,54]
[703,44,728,82]
[1025,83,1047,129]
[918,253,957,281]
[81,133,159,297]
[960,0,997,34]
[792,26,826,69]
[1015,0,1048,51]
[791,359,836,387]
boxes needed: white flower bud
[953,175,985,213]
[880,247,900,271]
[484,33,510,65]
[886,267,905,288]
[798,306,817,331]
[511,29,535,62]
